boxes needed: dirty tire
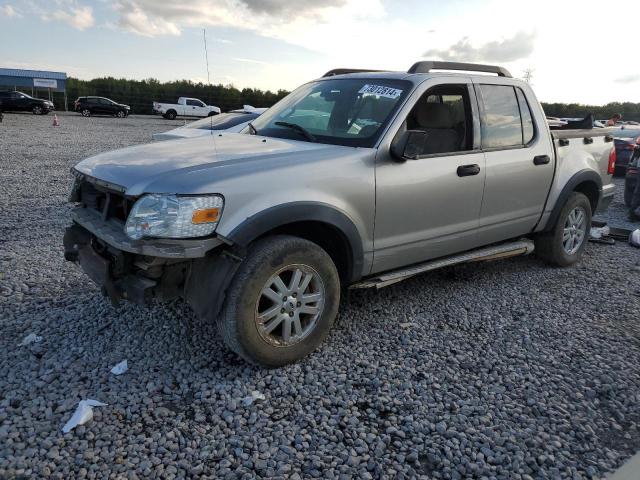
[535,192,592,267]
[218,235,340,368]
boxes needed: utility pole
[203,29,211,85]
[522,68,534,85]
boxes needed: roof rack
[322,68,387,77]
[408,61,512,78]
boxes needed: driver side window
[398,85,474,157]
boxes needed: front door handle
[533,155,551,165]
[457,164,480,177]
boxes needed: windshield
[249,78,411,147]
[186,112,258,131]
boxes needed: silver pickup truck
[64,61,616,367]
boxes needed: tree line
[40,76,640,121]
[541,102,640,122]
[63,77,290,114]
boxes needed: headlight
[124,194,223,240]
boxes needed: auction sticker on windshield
[358,84,403,99]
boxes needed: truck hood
[74,133,351,195]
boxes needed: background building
[0,68,68,110]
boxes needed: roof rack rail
[322,68,387,77]
[408,61,512,78]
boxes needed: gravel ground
[1,112,640,479]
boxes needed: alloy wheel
[255,264,325,347]
[562,206,587,255]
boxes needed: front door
[373,78,486,274]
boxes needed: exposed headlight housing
[124,194,224,240]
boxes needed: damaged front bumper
[63,207,231,306]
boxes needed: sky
[1,0,638,105]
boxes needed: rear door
[473,80,555,244]
[373,77,486,273]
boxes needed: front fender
[226,202,365,282]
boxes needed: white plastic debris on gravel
[589,225,610,239]
[17,333,42,346]
[110,360,128,376]
[242,391,266,407]
[61,400,108,433]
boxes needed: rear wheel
[32,105,43,115]
[218,235,340,367]
[81,108,91,117]
[535,192,592,267]
[165,110,177,120]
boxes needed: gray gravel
[1,112,640,479]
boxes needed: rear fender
[542,169,601,231]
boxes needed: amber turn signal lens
[191,208,220,224]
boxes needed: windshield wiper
[274,121,317,142]
[247,122,258,135]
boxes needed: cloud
[424,31,536,63]
[47,4,94,30]
[240,0,346,16]
[111,0,353,37]
[0,4,20,17]
[234,57,269,65]
[615,74,640,84]
[115,2,180,36]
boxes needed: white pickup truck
[152,97,221,120]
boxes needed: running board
[351,239,535,289]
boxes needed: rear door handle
[457,164,480,177]
[533,155,551,165]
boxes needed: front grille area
[79,181,134,222]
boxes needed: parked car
[152,97,221,120]
[152,106,267,141]
[74,97,130,118]
[64,61,615,367]
[0,91,54,115]
[610,126,640,175]
[625,147,639,206]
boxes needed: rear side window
[479,85,536,148]
[479,85,522,148]
[515,88,535,144]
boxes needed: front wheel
[218,235,340,367]
[116,110,126,118]
[535,192,592,267]
[32,105,43,115]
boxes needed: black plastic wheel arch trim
[542,169,602,232]
[227,202,365,283]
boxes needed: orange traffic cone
[52,114,60,127]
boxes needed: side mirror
[390,130,428,161]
